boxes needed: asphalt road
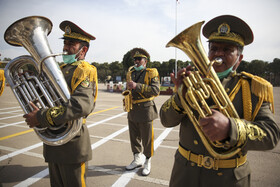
[0,84,279,187]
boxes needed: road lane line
[0,106,21,111]
[11,112,126,186]
[0,121,25,128]
[111,128,173,187]
[0,129,34,141]
[0,114,23,120]
[14,168,49,187]
[0,142,43,162]
[0,109,22,115]
[0,107,123,141]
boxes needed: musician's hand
[170,65,192,88]
[199,109,230,141]
[23,102,40,128]
[127,81,136,90]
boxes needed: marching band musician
[160,15,279,186]
[23,21,98,187]
[125,48,160,176]
[0,69,5,96]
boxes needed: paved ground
[0,84,279,187]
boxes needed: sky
[0,0,279,64]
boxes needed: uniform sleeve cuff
[36,109,51,128]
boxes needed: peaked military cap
[202,15,254,46]
[131,48,150,59]
[60,21,95,43]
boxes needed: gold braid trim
[246,123,267,141]
[241,72,274,114]
[0,70,5,96]
[234,118,267,147]
[171,94,182,112]
[228,78,252,121]
[229,79,242,102]
[162,96,172,112]
[241,79,252,121]
[46,106,65,126]
[234,118,247,147]
[71,61,98,102]
[64,32,90,43]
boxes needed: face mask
[217,66,233,79]
[62,47,83,64]
[134,65,144,71]
[216,55,240,79]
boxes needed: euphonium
[4,16,82,146]
[122,65,135,112]
[166,21,241,159]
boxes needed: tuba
[166,21,241,159]
[4,16,82,146]
[122,65,135,112]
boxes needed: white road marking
[111,128,173,187]
[13,112,127,186]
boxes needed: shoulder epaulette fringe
[71,61,98,101]
[241,72,274,112]
[146,68,159,78]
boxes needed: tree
[122,50,134,71]
[237,60,249,73]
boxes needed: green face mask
[134,65,144,71]
[216,66,233,79]
[216,55,240,79]
[62,47,83,64]
[62,54,76,64]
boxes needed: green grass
[160,86,174,91]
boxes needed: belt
[132,97,155,104]
[178,145,247,170]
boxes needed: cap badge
[65,25,71,35]
[218,23,230,35]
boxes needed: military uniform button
[66,71,69,74]
[217,172,223,176]
[194,140,198,145]
[226,88,230,93]
[191,162,195,166]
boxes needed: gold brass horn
[0,70,5,96]
[166,21,241,159]
[122,65,135,112]
[4,16,82,146]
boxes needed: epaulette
[71,61,98,101]
[146,68,159,78]
[241,71,274,110]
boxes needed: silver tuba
[4,16,82,146]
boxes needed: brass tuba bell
[166,21,241,159]
[4,16,82,146]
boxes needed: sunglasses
[134,57,143,61]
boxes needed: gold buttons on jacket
[194,140,198,145]
[66,71,69,74]
[217,172,223,176]
[226,88,230,93]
